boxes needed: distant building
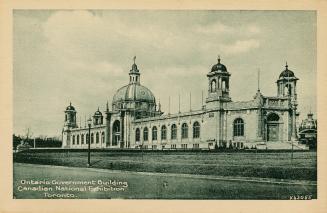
[62,57,307,150]
[299,113,317,149]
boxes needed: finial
[106,101,109,111]
[97,107,100,111]
[70,102,72,106]
[285,61,288,70]
[218,55,221,63]
[133,56,136,64]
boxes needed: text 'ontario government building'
[62,57,306,150]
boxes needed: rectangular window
[161,128,167,140]
[193,144,199,149]
[171,125,177,140]
[181,144,187,149]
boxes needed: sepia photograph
[11,9,318,200]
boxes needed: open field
[14,150,317,181]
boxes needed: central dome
[111,57,157,115]
[112,84,156,104]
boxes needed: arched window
[81,134,84,144]
[211,80,216,92]
[171,124,177,140]
[72,135,75,145]
[96,132,99,143]
[86,133,89,144]
[181,123,188,139]
[161,125,167,140]
[222,80,226,91]
[284,84,292,96]
[112,120,120,146]
[152,126,157,141]
[233,118,244,136]
[267,113,280,122]
[91,133,94,144]
[77,135,80,145]
[101,132,105,143]
[193,121,200,138]
[135,128,140,142]
[143,127,148,141]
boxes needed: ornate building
[299,112,317,149]
[62,57,307,150]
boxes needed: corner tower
[64,102,77,128]
[277,62,299,141]
[62,102,77,148]
[206,56,231,108]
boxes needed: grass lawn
[13,150,317,181]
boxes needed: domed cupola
[64,102,77,128]
[300,113,317,131]
[277,62,299,98]
[131,63,139,73]
[94,107,102,116]
[206,56,231,107]
[211,56,227,72]
[129,56,141,84]
[93,107,103,125]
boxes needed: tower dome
[94,108,102,116]
[211,56,227,72]
[279,62,295,78]
[66,102,75,111]
[93,107,103,125]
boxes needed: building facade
[62,57,306,150]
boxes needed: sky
[13,10,316,137]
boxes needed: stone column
[120,111,125,148]
[291,105,297,141]
[105,112,111,147]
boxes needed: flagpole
[168,96,171,115]
[201,90,204,109]
[178,93,181,113]
[189,92,192,112]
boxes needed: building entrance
[267,113,280,142]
